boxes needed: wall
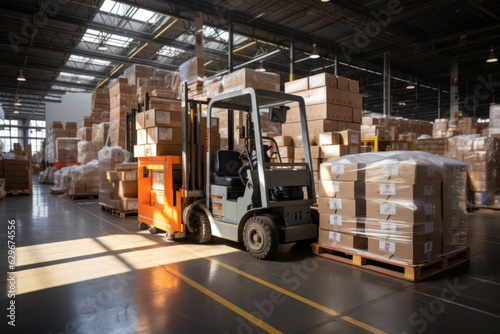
[45,92,91,130]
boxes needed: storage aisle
[1,180,499,333]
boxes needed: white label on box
[380,222,397,232]
[424,241,433,254]
[331,182,340,192]
[424,185,433,196]
[331,164,344,175]
[424,203,434,215]
[350,134,359,144]
[379,183,396,195]
[380,203,397,215]
[158,111,171,124]
[329,198,342,210]
[379,240,396,253]
[329,214,342,226]
[451,216,460,227]
[424,222,434,234]
[159,128,173,141]
[328,231,341,243]
[384,164,399,176]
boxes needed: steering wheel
[238,143,273,185]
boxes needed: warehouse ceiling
[0,0,499,122]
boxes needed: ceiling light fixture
[13,110,19,114]
[310,43,320,59]
[321,0,331,2]
[97,40,107,51]
[17,69,26,81]
[486,47,498,63]
[406,77,415,89]
[14,98,21,106]
[256,61,266,72]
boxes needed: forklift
[138,83,318,259]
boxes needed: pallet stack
[103,162,139,211]
[316,151,468,265]
[0,178,5,199]
[67,161,100,197]
[98,146,133,210]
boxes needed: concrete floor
[1,180,499,333]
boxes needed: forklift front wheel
[148,227,157,234]
[243,216,279,260]
[190,210,212,244]
[138,222,148,230]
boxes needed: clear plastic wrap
[179,57,204,84]
[91,122,110,142]
[490,104,500,135]
[50,167,71,193]
[317,151,468,264]
[98,146,132,208]
[40,165,56,184]
[68,160,100,195]
[55,137,80,162]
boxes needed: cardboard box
[308,119,338,135]
[147,127,182,144]
[336,76,349,91]
[144,144,182,156]
[364,182,441,202]
[117,170,137,181]
[179,57,204,84]
[133,145,145,158]
[367,237,442,264]
[308,103,343,121]
[318,229,367,249]
[320,144,348,159]
[308,73,338,89]
[114,181,138,198]
[352,108,363,124]
[318,180,365,199]
[273,136,293,147]
[278,146,294,159]
[144,109,182,128]
[348,79,359,93]
[318,197,366,217]
[116,198,138,211]
[365,162,441,184]
[284,77,309,93]
[319,162,365,181]
[365,200,441,225]
[137,129,148,145]
[293,87,342,105]
[319,132,342,146]
[135,112,145,129]
[106,171,120,181]
[364,221,441,242]
[338,129,361,145]
[320,214,363,233]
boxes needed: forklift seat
[212,150,244,187]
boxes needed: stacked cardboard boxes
[0,178,6,199]
[317,160,367,250]
[68,161,100,196]
[109,77,138,147]
[1,158,31,192]
[103,162,139,211]
[55,138,80,163]
[318,152,468,265]
[98,146,134,210]
[361,115,432,147]
[415,138,449,156]
[490,104,500,137]
[46,121,79,163]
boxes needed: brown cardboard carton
[318,180,365,199]
[293,87,342,105]
[278,146,294,159]
[365,162,441,184]
[364,221,441,242]
[318,197,366,217]
[144,144,182,156]
[137,129,148,145]
[338,129,361,145]
[115,181,137,198]
[308,73,337,89]
[147,127,182,144]
[320,144,347,159]
[308,119,338,135]
[133,145,145,158]
[144,109,182,128]
[284,77,309,93]
[116,198,138,211]
[319,214,363,233]
[135,112,145,129]
[319,162,365,181]
[319,132,341,146]
[318,229,367,249]
[308,103,342,121]
[273,136,293,147]
[116,170,137,182]
[364,181,441,202]
[348,79,359,93]
[367,237,442,264]
[365,199,441,225]
[352,108,362,124]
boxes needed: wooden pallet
[50,189,65,195]
[312,243,470,282]
[100,204,138,218]
[68,193,98,200]
[7,189,32,196]
[473,205,500,211]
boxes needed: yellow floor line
[62,198,281,333]
[179,245,386,334]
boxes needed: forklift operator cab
[184,88,318,260]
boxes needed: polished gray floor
[1,180,499,333]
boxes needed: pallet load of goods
[416,104,500,207]
[0,143,32,196]
[315,151,470,281]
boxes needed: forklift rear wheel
[190,210,212,244]
[138,222,148,230]
[243,216,279,260]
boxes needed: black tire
[138,222,148,230]
[190,210,212,244]
[243,216,279,260]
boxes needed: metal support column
[383,51,391,118]
[334,51,338,76]
[438,84,441,119]
[290,35,295,81]
[227,16,234,150]
[194,11,203,58]
[415,77,419,113]
[450,62,459,118]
